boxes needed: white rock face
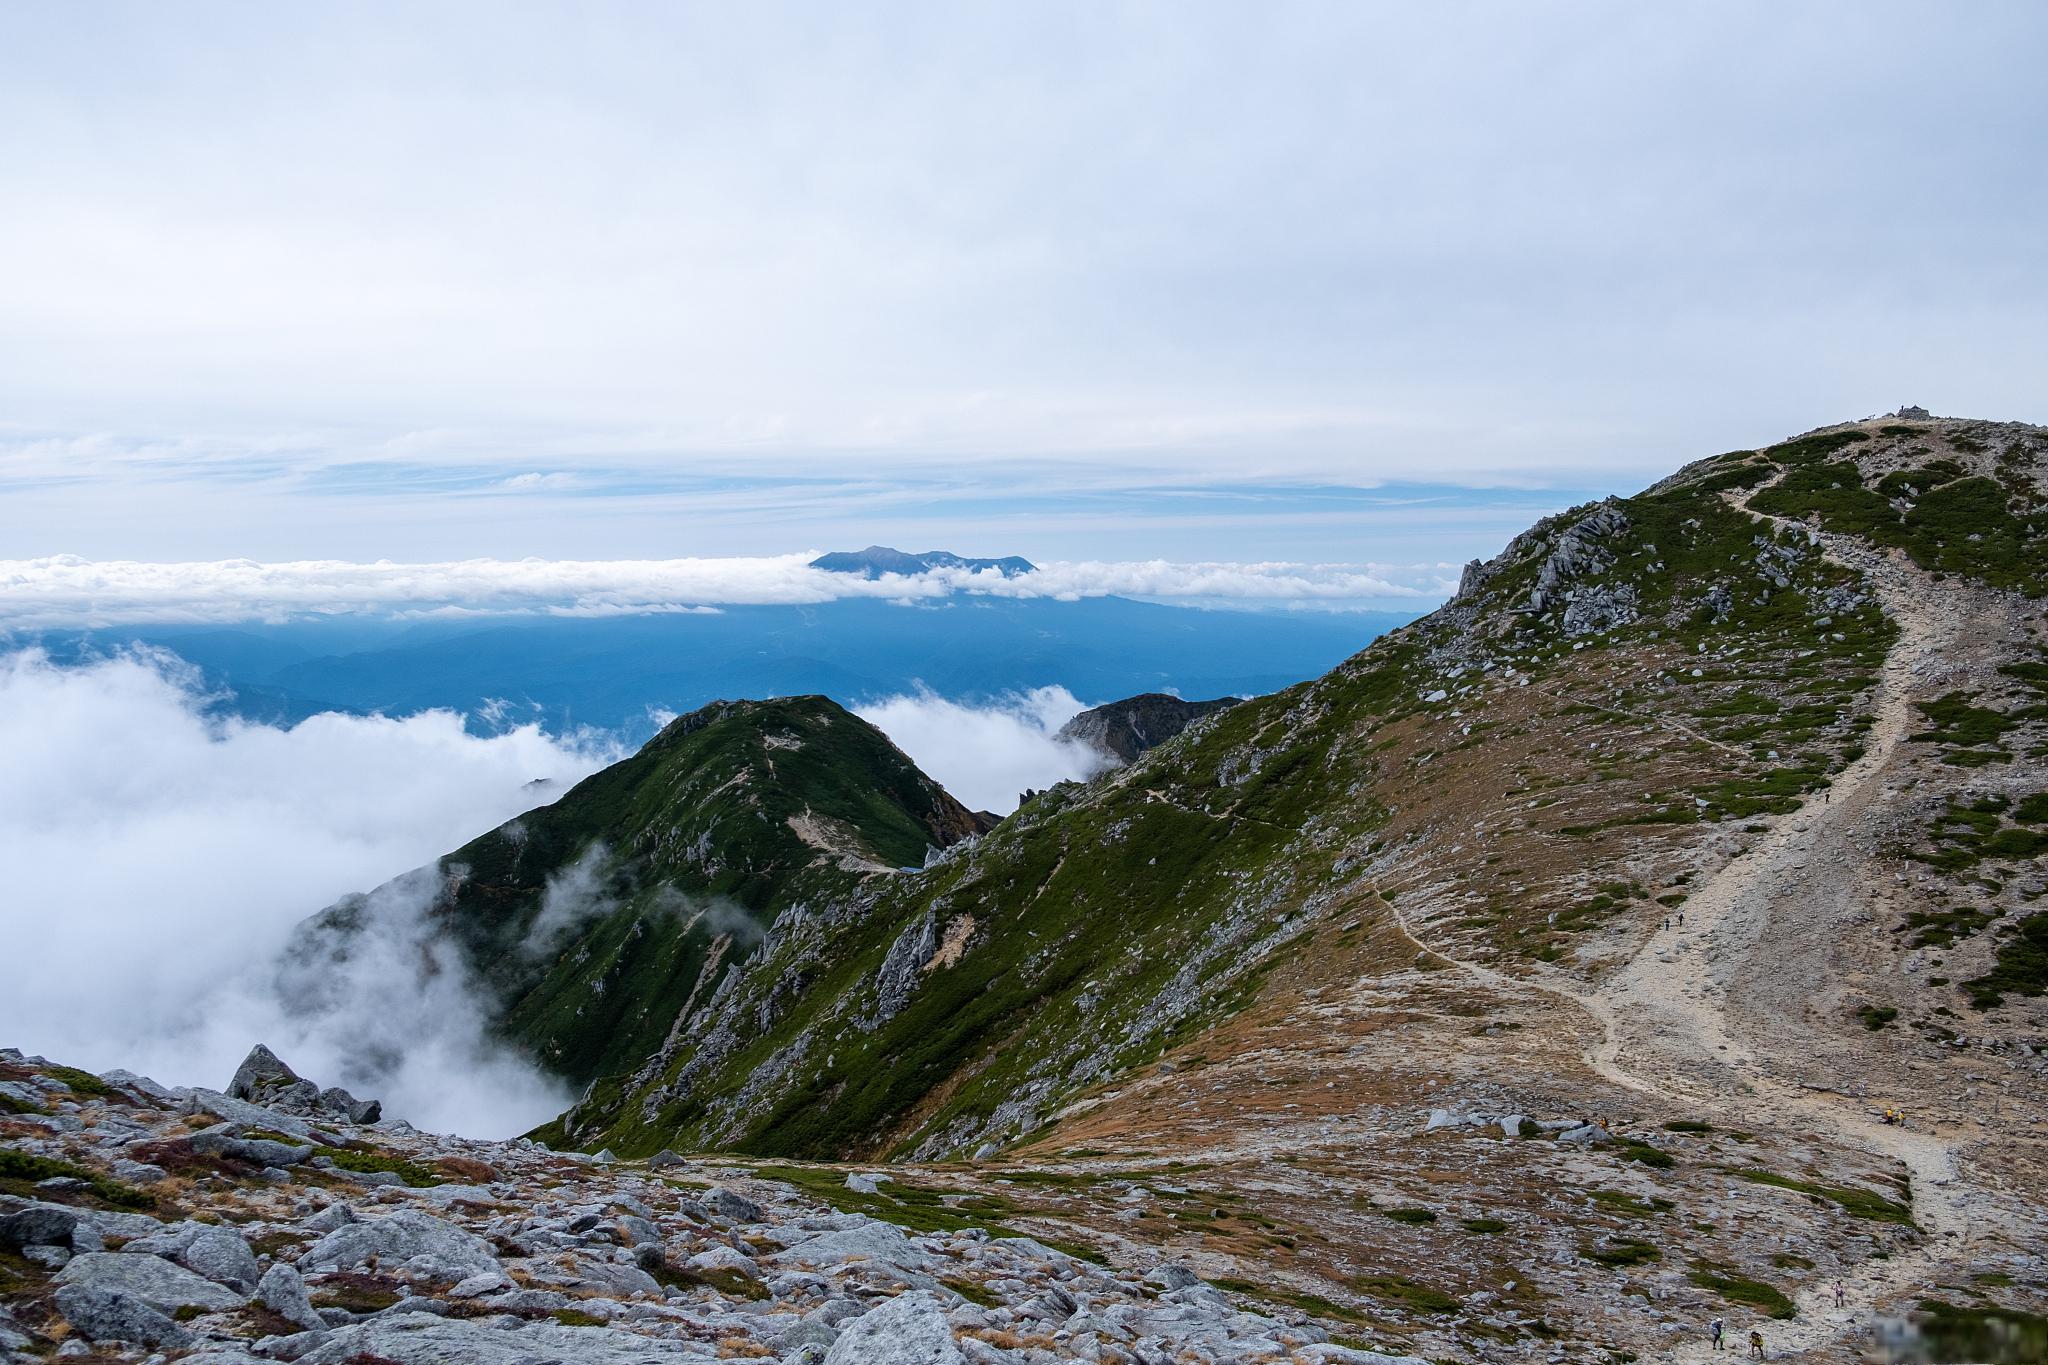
[822,1291,966,1365]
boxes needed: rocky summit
[7,413,2048,1363]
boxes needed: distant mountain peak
[808,546,1037,578]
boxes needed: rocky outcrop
[228,1044,381,1124]
[1055,692,1239,764]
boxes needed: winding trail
[1384,501,1984,1361]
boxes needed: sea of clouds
[0,647,615,1137]
[0,553,1449,627]
[0,649,1116,1136]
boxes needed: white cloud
[0,647,615,1137]
[856,686,1109,815]
[495,471,582,491]
[0,553,1452,628]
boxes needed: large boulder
[702,1185,763,1222]
[297,1208,500,1279]
[772,1220,931,1273]
[0,1206,79,1251]
[256,1261,325,1332]
[180,1227,262,1292]
[54,1284,194,1350]
[295,1311,712,1363]
[55,1251,247,1312]
[822,1291,965,1365]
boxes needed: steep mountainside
[288,697,988,1087]
[283,413,2048,1362]
[1054,692,1240,763]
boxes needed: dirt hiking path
[1387,500,2001,1361]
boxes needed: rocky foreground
[0,1049,1421,1364]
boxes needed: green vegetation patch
[1584,1239,1661,1267]
[1618,1140,1674,1169]
[315,1144,444,1188]
[1213,1278,1372,1325]
[1859,1005,1899,1030]
[1912,694,2018,749]
[1690,1269,1796,1319]
[1965,913,2048,1010]
[1737,1169,1913,1224]
[1354,1274,1460,1314]
[1909,1300,2048,1365]
[1376,1206,1439,1225]
[1590,1189,1673,1217]
[1753,451,2046,595]
[1460,1218,1507,1235]
[0,1148,154,1209]
[40,1065,115,1098]
[761,1164,1025,1237]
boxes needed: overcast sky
[3,1,2043,577]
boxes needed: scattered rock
[53,1283,194,1350]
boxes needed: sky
[3,1,2044,591]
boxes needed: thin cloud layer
[0,648,614,1136]
[0,553,1453,627]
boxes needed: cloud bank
[0,553,1453,628]
[0,647,614,1136]
[856,686,1110,815]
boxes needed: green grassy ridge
[334,696,983,1089]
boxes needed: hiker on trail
[1833,1280,1846,1308]
[1883,1108,1896,1125]
[1664,917,1671,930]
[1678,911,1685,926]
[1749,1327,1766,1358]
[1709,1317,1725,1350]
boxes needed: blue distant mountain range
[807,545,1037,577]
[20,551,1422,740]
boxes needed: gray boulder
[299,1202,355,1233]
[97,1069,179,1104]
[53,1283,194,1350]
[295,1311,710,1363]
[703,1184,763,1222]
[297,1208,500,1279]
[318,1086,381,1124]
[774,1220,930,1272]
[823,1291,965,1365]
[0,1206,79,1250]
[55,1251,247,1311]
[257,1261,325,1332]
[1145,1261,1201,1291]
[181,1227,262,1292]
